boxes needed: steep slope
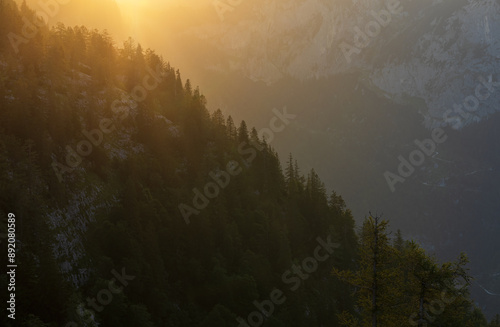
[151,0,500,317]
[0,2,358,326]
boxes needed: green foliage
[0,2,359,326]
[334,216,488,327]
[490,314,500,327]
[0,1,494,326]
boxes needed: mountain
[1,1,360,326]
[17,0,498,317]
[1,0,499,324]
[125,0,500,317]
[173,0,500,124]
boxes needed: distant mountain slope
[0,1,358,326]
[172,0,500,127]
[156,0,500,317]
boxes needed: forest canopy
[0,1,498,326]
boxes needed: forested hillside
[0,1,497,326]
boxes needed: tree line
[0,1,498,326]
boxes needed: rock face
[188,0,395,83]
[186,0,500,127]
[369,0,500,128]
[178,0,500,317]
[14,0,499,317]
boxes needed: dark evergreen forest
[0,1,498,326]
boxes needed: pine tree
[249,127,263,151]
[306,169,327,202]
[393,229,405,252]
[174,69,183,101]
[184,79,192,96]
[294,159,305,192]
[333,215,399,327]
[285,153,296,195]
[237,120,249,142]
[211,109,225,128]
[329,191,346,213]
[490,314,500,326]
[226,115,236,140]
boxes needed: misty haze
[1,0,500,326]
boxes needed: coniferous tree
[490,314,500,327]
[393,229,405,252]
[285,153,296,195]
[226,115,237,140]
[237,120,249,143]
[0,2,494,326]
[334,215,402,327]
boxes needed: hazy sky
[115,0,213,10]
